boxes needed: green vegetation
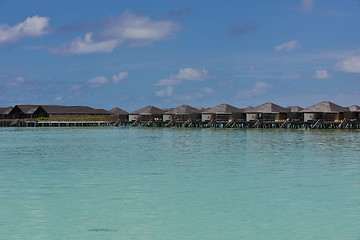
[49,115,109,121]
[37,117,49,120]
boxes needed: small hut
[109,107,129,122]
[346,105,360,120]
[286,106,304,121]
[164,105,202,122]
[245,102,288,122]
[301,101,348,122]
[0,107,12,119]
[129,106,164,122]
[201,104,245,122]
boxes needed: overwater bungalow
[347,105,360,120]
[286,106,304,121]
[163,105,202,122]
[245,102,288,122]
[301,101,348,122]
[109,107,129,122]
[201,104,245,122]
[0,107,12,119]
[129,106,164,122]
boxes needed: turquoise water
[0,127,360,240]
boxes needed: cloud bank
[50,11,181,55]
[0,15,49,44]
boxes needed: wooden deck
[1,119,360,129]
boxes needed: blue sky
[1,0,360,111]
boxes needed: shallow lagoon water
[0,127,359,240]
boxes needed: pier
[1,101,360,129]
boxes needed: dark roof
[245,102,288,113]
[16,105,44,114]
[165,105,202,114]
[109,107,128,115]
[41,105,110,115]
[349,105,360,112]
[131,106,164,115]
[203,104,243,114]
[286,106,304,112]
[301,101,348,113]
[0,107,12,114]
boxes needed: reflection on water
[0,128,360,239]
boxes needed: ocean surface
[0,127,359,240]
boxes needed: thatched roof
[301,101,348,113]
[41,105,110,115]
[349,105,360,112]
[0,107,12,114]
[203,104,243,114]
[16,105,110,115]
[165,105,202,114]
[109,107,128,115]
[286,106,304,112]
[131,106,164,115]
[245,102,288,113]
[244,106,254,112]
[17,105,44,114]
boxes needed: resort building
[109,107,129,122]
[286,106,304,121]
[163,105,202,122]
[201,104,245,122]
[301,101,348,122]
[3,105,111,120]
[0,107,12,119]
[15,105,48,118]
[41,105,110,116]
[245,102,288,122]
[347,105,360,120]
[129,106,164,122]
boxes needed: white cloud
[87,76,109,88]
[49,11,180,55]
[275,39,301,52]
[238,81,273,98]
[55,96,63,102]
[173,87,215,101]
[69,83,82,92]
[153,78,182,86]
[334,55,360,73]
[155,86,174,97]
[153,68,210,87]
[313,69,330,79]
[299,0,315,13]
[154,68,211,98]
[102,11,180,41]
[112,71,128,83]
[6,76,25,87]
[171,68,209,80]
[50,32,118,55]
[199,87,215,95]
[0,15,49,44]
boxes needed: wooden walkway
[1,119,360,129]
